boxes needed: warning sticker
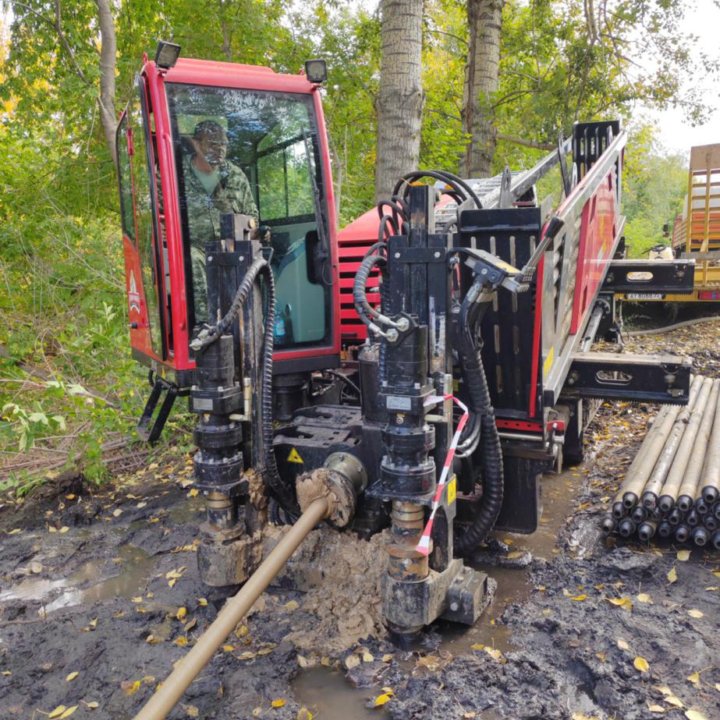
[446,476,457,505]
[287,448,304,464]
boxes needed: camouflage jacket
[182,158,258,321]
[183,158,258,250]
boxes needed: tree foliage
[0,0,714,481]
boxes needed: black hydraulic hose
[259,264,299,516]
[393,170,483,210]
[455,412,481,458]
[190,257,268,351]
[378,214,399,244]
[453,283,504,555]
[353,252,387,326]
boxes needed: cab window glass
[116,114,135,243]
[166,83,330,347]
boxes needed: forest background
[0,0,717,486]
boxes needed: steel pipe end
[702,486,718,505]
[711,531,720,550]
[675,525,690,543]
[622,492,638,510]
[641,493,657,510]
[658,495,674,514]
[677,495,693,513]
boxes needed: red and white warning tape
[415,394,469,557]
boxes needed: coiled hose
[190,257,268,352]
[353,245,388,328]
[453,281,504,555]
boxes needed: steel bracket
[563,352,692,404]
[603,259,694,294]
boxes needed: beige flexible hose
[133,496,330,720]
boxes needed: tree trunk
[375,0,424,202]
[462,0,504,178]
[96,0,117,167]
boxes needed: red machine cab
[116,50,340,387]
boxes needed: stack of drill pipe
[601,375,720,549]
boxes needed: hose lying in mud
[133,496,330,720]
[602,374,720,549]
[626,314,720,337]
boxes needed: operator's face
[198,132,228,167]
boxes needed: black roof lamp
[304,59,327,84]
[155,41,181,70]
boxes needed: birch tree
[375,0,424,201]
[461,0,504,177]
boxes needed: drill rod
[133,496,330,720]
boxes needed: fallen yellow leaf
[60,707,78,719]
[677,549,690,562]
[284,600,299,611]
[362,651,374,663]
[607,597,633,611]
[484,647,506,663]
[373,693,393,707]
[65,671,79,682]
[687,609,703,619]
[636,593,653,604]
[685,711,708,720]
[49,707,67,719]
[665,696,684,708]
[345,654,360,670]
[617,639,630,651]
[687,671,701,685]
[634,656,649,673]
[176,607,187,621]
[198,597,208,607]
[647,704,666,713]
[84,701,99,709]
[185,705,199,718]
[570,594,587,601]
[222,644,234,652]
[174,637,188,647]
[667,566,678,584]
[271,698,286,708]
[296,708,314,720]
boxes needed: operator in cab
[183,120,258,321]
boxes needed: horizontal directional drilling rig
[120,42,698,720]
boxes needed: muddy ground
[1,314,720,720]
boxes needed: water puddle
[293,667,390,720]
[0,544,155,614]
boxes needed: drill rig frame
[118,46,695,642]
